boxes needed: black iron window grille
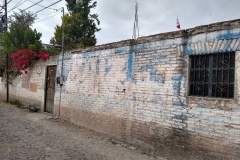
[189,52,235,98]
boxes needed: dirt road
[0,102,166,160]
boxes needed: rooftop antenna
[132,1,139,40]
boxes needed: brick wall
[1,19,240,159]
[54,19,240,159]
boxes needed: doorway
[44,66,56,113]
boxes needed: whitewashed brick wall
[1,19,240,159]
[54,23,240,159]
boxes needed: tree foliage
[3,25,42,53]
[10,10,37,27]
[0,10,51,79]
[3,10,40,53]
[53,0,100,50]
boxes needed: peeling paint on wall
[96,59,100,75]
[197,104,208,109]
[217,29,240,39]
[172,74,183,96]
[127,47,134,82]
[104,58,112,75]
[50,20,240,159]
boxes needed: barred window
[189,52,235,98]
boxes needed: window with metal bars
[189,52,235,98]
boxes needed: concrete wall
[0,56,57,111]
[54,19,240,159]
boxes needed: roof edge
[67,18,240,54]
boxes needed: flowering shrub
[10,48,50,75]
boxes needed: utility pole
[61,7,64,78]
[4,0,9,102]
[58,7,64,116]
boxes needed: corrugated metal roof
[182,38,240,55]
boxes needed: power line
[7,0,12,4]
[28,0,56,11]
[21,0,43,12]
[8,0,27,13]
[33,0,62,15]
[37,11,58,15]
[7,0,23,12]
[34,12,60,23]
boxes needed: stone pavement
[0,102,167,160]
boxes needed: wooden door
[44,66,56,113]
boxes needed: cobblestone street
[0,102,167,160]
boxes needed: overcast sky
[5,0,240,45]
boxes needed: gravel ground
[0,102,167,160]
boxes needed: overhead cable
[37,11,58,15]
[28,0,56,10]
[34,12,60,23]
[7,0,12,4]
[8,0,27,13]
[33,0,62,14]
[21,0,43,12]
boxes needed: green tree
[0,10,46,79]
[3,25,42,53]
[3,10,40,53]
[10,10,37,27]
[53,0,100,50]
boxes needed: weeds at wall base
[9,99,25,109]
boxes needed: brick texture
[1,20,240,159]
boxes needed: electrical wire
[34,12,60,23]
[8,0,27,13]
[33,0,62,15]
[28,0,56,11]
[37,11,58,15]
[7,0,12,4]
[21,0,43,12]
[8,0,23,11]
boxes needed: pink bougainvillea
[10,48,50,75]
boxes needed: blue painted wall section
[127,46,134,82]
[96,58,100,75]
[172,99,186,107]
[172,74,183,96]
[145,49,166,84]
[135,43,145,52]
[115,46,129,54]
[184,29,240,55]
[197,104,208,109]
[217,29,240,39]
[139,63,165,84]
[81,51,98,58]
[59,54,73,82]
[183,44,195,55]
[123,62,127,72]
[104,58,112,75]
